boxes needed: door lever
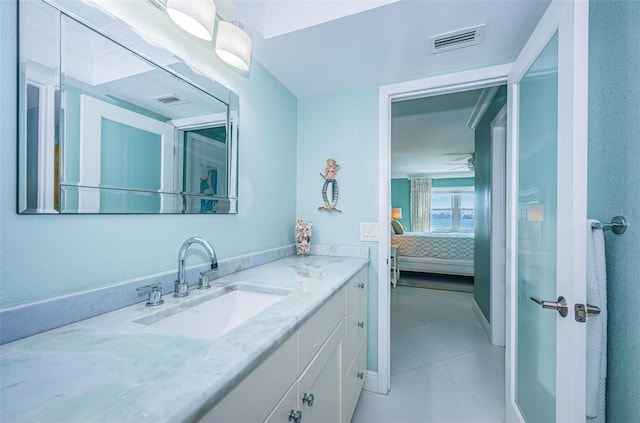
[530,296,568,317]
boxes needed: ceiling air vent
[152,94,187,106]
[428,24,485,55]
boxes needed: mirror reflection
[18,0,238,214]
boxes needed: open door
[505,1,589,422]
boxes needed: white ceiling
[234,0,401,39]
[391,89,483,178]
[222,0,550,178]
[226,0,551,98]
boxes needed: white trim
[472,299,491,339]
[362,370,378,393]
[21,61,58,213]
[169,112,227,129]
[377,83,392,395]
[467,86,500,130]
[505,68,523,423]
[490,104,507,347]
[36,83,56,212]
[431,186,474,193]
[378,63,511,396]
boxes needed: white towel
[586,219,607,422]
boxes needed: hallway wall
[473,86,507,322]
[297,86,380,370]
[588,1,640,421]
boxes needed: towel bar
[591,215,627,234]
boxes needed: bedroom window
[430,190,475,232]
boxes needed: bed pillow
[391,220,404,234]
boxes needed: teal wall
[432,177,475,188]
[588,1,640,421]
[390,178,410,230]
[391,177,475,232]
[0,1,298,307]
[474,86,507,322]
[297,86,380,370]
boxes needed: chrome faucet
[175,236,218,297]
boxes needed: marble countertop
[0,254,368,422]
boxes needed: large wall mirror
[18,0,239,214]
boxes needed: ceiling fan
[444,153,475,172]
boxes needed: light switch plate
[360,223,379,241]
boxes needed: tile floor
[351,286,505,423]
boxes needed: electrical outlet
[360,223,379,241]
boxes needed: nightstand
[390,243,399,288]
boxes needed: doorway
[374,64,510,395]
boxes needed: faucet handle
[137,283,165,307]
[174,280,189,298]
[198,273,211,290]
[198,269,217,290]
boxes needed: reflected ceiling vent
[152,94,188,106]
[428,24,485,54]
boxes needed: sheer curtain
[410,177,432,232]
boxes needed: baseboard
[363,370,380,393]
[472,299,491,340]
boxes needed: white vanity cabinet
[265,320,343,423]
[201,267,367,423]
[342,268,368,423]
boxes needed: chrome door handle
[530,296,568,317]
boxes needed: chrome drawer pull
[288,410,302,423]
[302,393,314,406]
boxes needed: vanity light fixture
[166,0,216,41]
[215,20,252,71]
[163,0,253,71]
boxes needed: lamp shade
[166,0,216,41]
[527,204,544,222]
[391,208,402,220]
[215,20,252,71]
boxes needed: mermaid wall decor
[318,158,342,213]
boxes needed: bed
[391,232,474,276]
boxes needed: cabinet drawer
[299,320,343,423]
[298,289,345,373]
[201,335,297,423]
[264,379,299,423]
[342,339,367,423]
[344,268,367,364]
[265,321,345,423]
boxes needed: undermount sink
[136,285,290,340]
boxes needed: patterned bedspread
[391,232,474,260]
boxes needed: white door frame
[375,63,511,394]
[490,105,507,347]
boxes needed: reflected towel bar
[591,215,627,234]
